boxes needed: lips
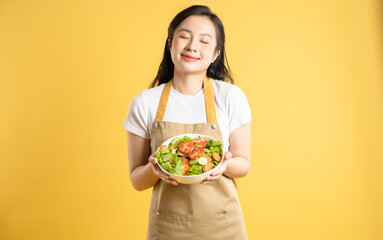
[181,54,200,61]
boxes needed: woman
[123,5,251,240]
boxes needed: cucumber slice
[197,157,208,165]
[178,152,187,157]
[189,159,198,165]
[170,137,181,147]
[162,162,171,171]
[163,153,172,162]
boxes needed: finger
[148,156,157,164]
[224,151,232,160]
[150,163,169,179]
[157,172,170,179]
[203,173,221,182]
[153,168,169,179]
[205,174,221,181]
[200,179,212,184]
[161,177,178,185]
[211,170,223,176]
[211,164,226,176]
[211,171,219,176]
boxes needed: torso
[138,79,242,152]
[146,76,248,240]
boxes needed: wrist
[146,160,156,175]
[224,156,231,169]
[148,159,162,180]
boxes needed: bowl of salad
[154,134,224,184]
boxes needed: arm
[224,121,251,178]
[126,131,178,191]
[201,121,251,183]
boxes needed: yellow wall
[0,0,382,239]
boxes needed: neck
[172,70,206,95]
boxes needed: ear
[168,39,172,51]
[212,50,221,63]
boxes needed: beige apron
[147,76,248,240]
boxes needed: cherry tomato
[178,141,194,154]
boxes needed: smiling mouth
[181,54,200,61]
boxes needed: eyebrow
[178,28,212,39]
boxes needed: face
[168,15,221,75]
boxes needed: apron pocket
[156,210,230,240]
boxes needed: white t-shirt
[122,79,251,152]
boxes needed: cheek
[171,39,184,50]
[201,48,215,60]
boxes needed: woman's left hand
[200,151,232,184]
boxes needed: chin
[175,65,199,72]
[176,64,209,73]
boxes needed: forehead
[175,15,217,37]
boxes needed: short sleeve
[122,93,150,139]
[227,85,252,134]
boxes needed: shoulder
[211,78,248,100]
[130,83,165,107]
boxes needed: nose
[185,38,197,52]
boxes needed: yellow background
[1,0,382,239]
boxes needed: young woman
[123,5,251,240]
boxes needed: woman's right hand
[148,154,179,186]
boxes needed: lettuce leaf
[186,164,203,175]
[173,160,185,175]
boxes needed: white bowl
[156,134,224,184]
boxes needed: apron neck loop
[203,75,217,124]
[154,75,217,123]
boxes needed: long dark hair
[149,5,234,88]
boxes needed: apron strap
[154,79,172,122]
[154,75,217,123]
[203,76,217,124]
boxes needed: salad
[155,135,223,176]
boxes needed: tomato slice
[188,149,199,160]
[178,141,194,154]
[192,138,207,148]
[194,147,205,156]
[159,145,166,150]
